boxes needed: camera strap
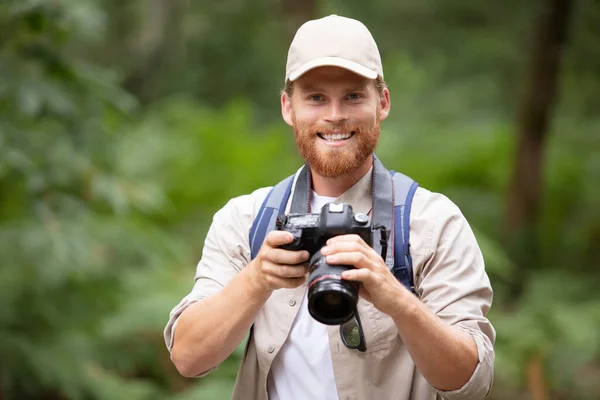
[249,154,419,294]
[370,155,395,270]
[290,164,311,214]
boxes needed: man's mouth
[317,131,356,142]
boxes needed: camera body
[277,202,372,254]
[276,202,373,325]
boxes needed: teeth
[322,132,352,141]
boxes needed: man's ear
[281,92,294,127]
[378,87,391,121]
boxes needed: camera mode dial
[353,213,369,225]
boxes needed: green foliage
[0,1,172,398]
[1,0,599,399]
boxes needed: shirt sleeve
[412,190,496,400]
[163,187,270,357]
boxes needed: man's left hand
[320,234,411,317]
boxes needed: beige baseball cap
[285,15,383,82]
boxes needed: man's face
[281,67,390,178]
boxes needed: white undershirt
[267,192,340,400]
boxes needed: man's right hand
[249,231,310,291]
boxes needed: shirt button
[268,346,275,353]
[288,299,296,306]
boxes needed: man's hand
[171,230,308,378]
[322,234,482,393]
[249,231,310,292]
[321,234,409,316]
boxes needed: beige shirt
[164,169,495,400]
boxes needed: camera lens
[323,293,342,307]
[307,251,359,325]
[309,282,356,324]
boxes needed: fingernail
[321,246,330,255]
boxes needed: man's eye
[309,94,324,101]
[347,93,362,100]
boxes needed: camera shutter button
[354,213,369,225]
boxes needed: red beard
[292,114,381,178]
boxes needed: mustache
[301,121,371,136]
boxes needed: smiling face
[281,67,390,178]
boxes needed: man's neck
[310,155,373,198]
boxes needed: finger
[326,234,368,247]
[264,230,295,247]
[321,241,379,261]
[340,270,374,303]
[341,268,374,283]
[264,248,310,265]
[264,262,309,279]
[325,251,375,270]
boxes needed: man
[165,15,495,400]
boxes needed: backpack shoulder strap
[249,174,295,259]
[390,171,420,294]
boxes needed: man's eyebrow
[345,83,369,92]
[299,84,326,93]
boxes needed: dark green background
[1,0,598,399]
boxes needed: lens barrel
[307,251,359,325]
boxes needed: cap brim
[287,56,378,81]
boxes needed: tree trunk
[505,0,573,264]
[505,2,574,397]
[527,353,548,400]
[281,0,318,38]
[122,0,188,102]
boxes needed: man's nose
[323,101,349,124]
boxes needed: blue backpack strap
[390,171,419,294]
[249,174,295,259]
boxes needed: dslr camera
[276,202,374,325]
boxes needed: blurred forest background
[0,0,598,399]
